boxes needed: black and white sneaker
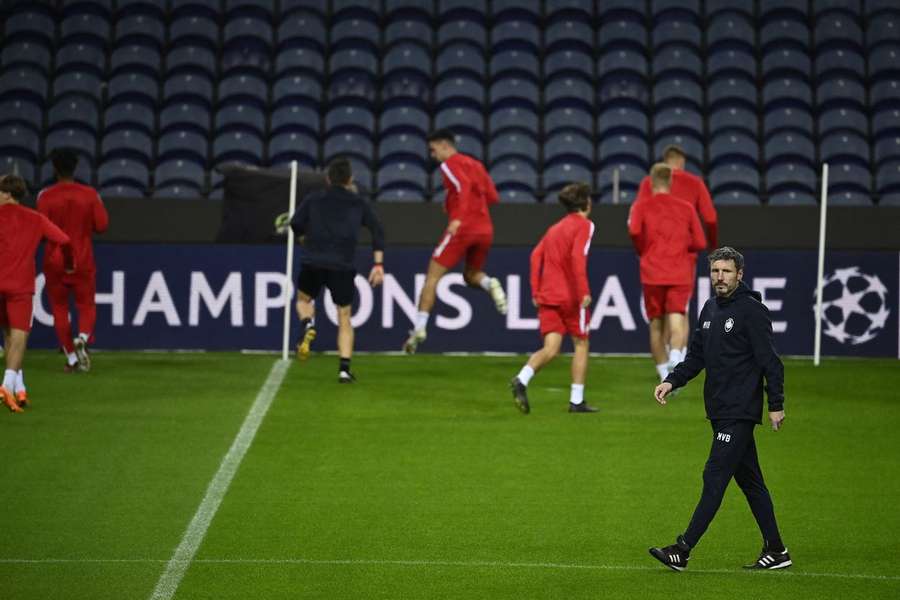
[744,548,792,570]
[338,370,356,384]
[509,377,530,414]
[568,402,598,413]
[649,535,691,572]
[74,337,91,372]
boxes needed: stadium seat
[434,106,484,140]
[160,101,211,134]
[384,17,433,48]
[327,72,378,103]
[270,104,319,137]
[764,132,816,165]
[870,79,900,113]
[489,77,540,112]
[868,44,900,83]
[101,128,153,164]
[223,15,273,54]
[827,161,872,194]
[325,103,376,137]
[492,0,540,21]
[55,43,107,78]
[544,132,593,168]
[598,134,650,165]
[873,107,900,140]
[714,189,761,205]
[282,0,327,18]
[595,162,645,204]
[653,78,703,111]
[707,12,755,51]
[767,190,817,206]
[598,105,648,137]
[218,73,268,108]
[762,46,811,81]
[763,107,814,139]
[60,12,111,48]
[268,131,317,167]
[491,20,540,54]
[4,8,56,47]
[706,47,756,82]
[435,77,485,109]
[0,66,48,106]
[707,76,757,111]
[488,132,539,165]
[212,131,264,166]
[597,16,648,54]
[544,77,594,112]
[545,18,593,54]
[157,129,209,165]
[439,20,487,49]
[169,15,219,49]
[597,48,649,82]
[330,18,380,51]
[814,47,865,81]
[543,49,594,82]
[104,101,155,135]
[2,156,35,186]
[759,0,808,22]
[0,98,42,133]
[115,13,166,50]
[490,157,538,195]
[545,106,594,138]
[166,45,218,79]
[766,161,817,195]
[652,16,702,52]
[272,74,322,109]
[874,136,900,166]
[275,47,324,81]
[215,104,266,136]
[652,44,702,83]
[345,158,373,192]
[0,124,40,163]
[155,158,205,189]
[324,132,375,164]
[814,13,863,50]
[379,104,430,137]
[154,182,203,198]
[709,105,758,137]
[709,162,761,195]
[820,131,870,165]
[376,162,428,196]
[451,133,485,160]
[278,9,326,52]
[762,78,813,111]
[98,158,150,191]
[382,42,431,81]
[653,105,703,139]
[760,17,809,53]
[866,13,900,50]
[46,127,97,164]
[489,107,539,138]
[108,72,159,107]
[111,44,161,76]
[52,71,103,105]
[489,48,539,81]
[1,40,53,75]
[48,96,100,134]
[816,78,866,112]
[163,72,215,108]
[876,159,900,196]
[820,106,869,138]
[707,132,757,170]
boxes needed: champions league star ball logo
[816,267,891,345]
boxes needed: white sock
[66,352,79,366]
[415,310,430,332]
[668,348,681,365]
[78,332,90,343]
[3,369,15,391]
[680,347,687,362]
[570,383,584,405]
[656,363,669,382]
[516,365,535,386]
[15,370,25,393]
[479,276,493,292]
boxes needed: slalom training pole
[813,163,829,366]
[281,160,298,361]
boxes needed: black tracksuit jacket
[665,281,785,423]
[290,185,385,270]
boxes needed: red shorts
[432,230,492,271]
[0,292,34,332]
[642,284,693,320]
[539,304,590,339]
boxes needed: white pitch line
[147,359,290,600]
[3,557,898,583]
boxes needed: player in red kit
[0,174,74,411]
[509,182,597,414]
[629,164,707,381]
[402,129,508,353]
[635,145,718,367]
[37,148,109,372]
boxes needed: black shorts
[297,264,356,307]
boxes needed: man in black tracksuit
[290,157,385,382]
[649,246,791,572]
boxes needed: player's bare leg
[463,266,507,315]
[649,318,669,381]
[295,291,316,361]
[510,333,562,414]
[404,259,448,354]
[336,305,356,383]
[568,336,597,412]
[1,328,26,413]
[666,312,689,369]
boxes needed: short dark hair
[708,246,745,271]
[662,144,686,161]
[326,157,353,186]
[426,128,456,146]
[0,174,28,201]
[558,181,592,212]
[50,147,79,178]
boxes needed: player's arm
[93,191,110,233]
[570,219,595,305]
[529,238,545,306]
[290,197,310,237]
[441,160,474,232]
[745,301,785,427]
[688,208,707,252]
[696,180,718,249]
[41,215,75,271]
[361,201,386,286]
[483,166,500,206]
[627,201,645,254]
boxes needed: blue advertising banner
[25,245,900,358]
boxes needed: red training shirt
[530,213,595,309]
[37,181,108,275]
[0,203,73,295]
[636,169,718,249]
[439,152,499,236]
[628,192,707,285]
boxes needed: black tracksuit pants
[683,420,783,549]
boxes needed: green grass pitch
[0,350,898,599]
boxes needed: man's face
[710,259,743,297]
[428,140,452,163]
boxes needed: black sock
[339,357,351,373]
[677,535,692,552]
[765,538,785,553]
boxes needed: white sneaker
[489,277,508,315]
[403,329,426,354]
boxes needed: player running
[402,129,507,354]
[635,145,718,369]
[0,174,74,411]
[37,148,109,372]
[629,163,707,381]
[509,182,597,414]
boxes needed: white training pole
[281,160,298,361]
[813,163,829,366]
[612,167,620,204]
